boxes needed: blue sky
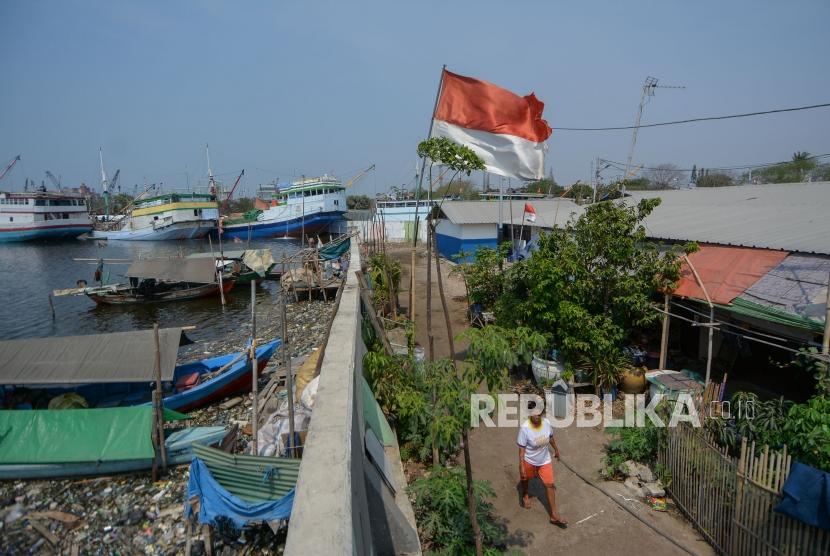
[1,0,828,197]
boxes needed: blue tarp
[185,458,295,529]
[774,461,830,532]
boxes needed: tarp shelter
[0,406,186,464]
[187,249,275,277]
[126,257,217,283]
[673,245,789,305]
[0,328,184,385]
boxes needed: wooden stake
[683,254,715,384]
[48,294,55,320]
[250,280,259,454]
[208,235,225,306]
[153,323,168,473]
[282,293,296,457]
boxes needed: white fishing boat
[0,189,92,242]
[90,191,219,240]
[220,174,347,240]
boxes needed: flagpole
[413,64,446,248]
[518,207,526,252]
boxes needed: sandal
[522,495,532,509]
[549,515,569,528]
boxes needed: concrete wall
[435,220,498,262]
[285,239,421,556]
[347,219,428,244]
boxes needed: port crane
[0,155,21,182]
[110,169,121,192]
[45,171,61,189]
[221,169,246,213]
[344,164,375,189]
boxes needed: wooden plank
[28,518,58,546]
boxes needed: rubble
[0,298,335,555]
[620,460,665,500]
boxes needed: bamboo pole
[659,292,670,370]
[683,255,715,384]
[208,235,225,306]
[250,281,259,454]
[282,293,296,457]
[153,323,168,472]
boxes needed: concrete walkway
[390,243,714,555]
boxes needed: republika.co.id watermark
[470,393,757,428]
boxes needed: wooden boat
[39,339,280,413]
[0,328,280,413]
[86,278,235,305]
[0,406,233,480]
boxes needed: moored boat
[220,175,346,240]
[90,192,219,240]
[187,248,277,287]
[0,189,92,242]
[0,328,281,413]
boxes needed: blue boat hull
[23,340,281,412]
[220,211,344,240]
[0,225,92,242]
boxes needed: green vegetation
[367,252,401,316]
[496,199,695,393]
[602,415,665,478]
[453,243,510,308]
[743,151,830,183]
[409,467,507,556]
[346,194,373,210]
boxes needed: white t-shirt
[517,418,554,466]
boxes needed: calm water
[0,238,301,342]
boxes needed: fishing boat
[186,249,277,287]
[0,406,232,479]
[0,189,92,242]
[220,174,346,240]
[0,328,281,413]
[90,192,219,240]
[57,257,235,305]
[86,279,234,305]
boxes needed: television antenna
[622,77,685,195]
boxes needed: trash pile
[0,298,336,555]
[619,460,668,509]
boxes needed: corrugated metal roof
[740,253,829,326]
[440,199,585,227]
[625,182,830,255]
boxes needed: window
[9,217,12,222]
[334,200,339,206]
[35,200,46,206]
[154,216,159,220]
[63,213,70,219]
[194,209,199,216]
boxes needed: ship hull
[0,224,93,242]
[90,220,216,241]
[220,211,344,240]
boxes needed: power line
[555,102,830,131]
[599,153,830,174]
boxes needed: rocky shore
[0,299,336,556]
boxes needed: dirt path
[389,242,715,555]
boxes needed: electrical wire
[555,103,830,131]
[556,457,697,556]
[598,153,830,174]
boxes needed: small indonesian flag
[432,70,552,181]
[524,202,537,223]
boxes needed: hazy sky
[2,0,829,197]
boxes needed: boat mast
[99,148,110,217]
[206,143,216,197]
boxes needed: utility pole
[622,77,685,196]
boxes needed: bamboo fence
[660,424,830,555]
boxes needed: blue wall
[436,233,498,263]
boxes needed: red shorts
[521,460,554,486]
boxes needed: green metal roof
[192,444,300,502]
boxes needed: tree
[621,177,652,191]
[564,181,594,202]
[690,164,698,183]
[497,199,695,392]
[645,163,683,189]
[346,194,373,210]
[746,151,818,183]
[696,172,734,187]
[433,179,480,200]
[524,178,563,196]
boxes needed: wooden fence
[659,424,830,555]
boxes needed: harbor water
[0,238,302,343]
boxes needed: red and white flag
[431,69,552,181]
[524,202,537,223]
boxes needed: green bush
[602,413,665,478]
[409,467,506,555]
[783,396,830,471]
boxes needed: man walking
[518,404,568,526]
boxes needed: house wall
[435,220,498,262]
